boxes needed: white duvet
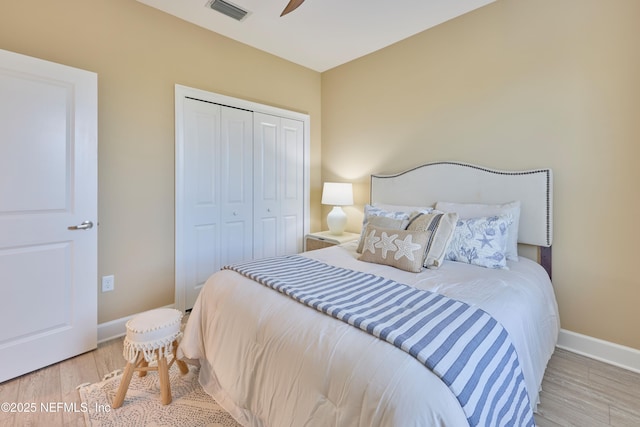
[180,242,559,427]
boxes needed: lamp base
[327,206,347,235]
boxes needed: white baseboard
[557,329,640,374]
[97,304,176,344]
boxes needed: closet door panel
[255,118,279,209]
[221,221,249,265]
[282,214,300,255]
[183,99,221,308]
[281,118,304,254]
[220,107,253,265]
[254,217,278,259]
[195,224,218,285]
[254,113,282,257]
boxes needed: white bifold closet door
[182,99,253,309]
[179,99,305,310]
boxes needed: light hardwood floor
[0,338,124,427]
[0,340,638,426]
[535,348,640,426]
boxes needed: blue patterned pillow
[446,214,513,269]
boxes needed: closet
[175,86,309,311]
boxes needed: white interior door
[0,49,97,382]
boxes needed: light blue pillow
[446,214,513,269]
[363,204,411,221]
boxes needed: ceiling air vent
[208,0,249,21]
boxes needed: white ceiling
[137,0,495,72]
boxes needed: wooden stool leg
[173,340,189,375]
[157,350,172,405]
[138,358,148,377]
[112,354,142,408]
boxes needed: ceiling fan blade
[280,0,305,16]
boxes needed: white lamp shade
[321,182,353,206]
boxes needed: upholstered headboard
[370,162,553,276]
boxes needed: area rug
[78,363,241,427]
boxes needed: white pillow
[435,201,521,261]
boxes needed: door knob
[68,221,94,231]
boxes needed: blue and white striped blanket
[224,255,534,427]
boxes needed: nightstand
[305,231,360,251]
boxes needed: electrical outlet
[102,275,115,292]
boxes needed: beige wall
[322,0,640,350]
[2,0,638,352]
[0,0,322,323]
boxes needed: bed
[180,162,560,427]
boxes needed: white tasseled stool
[112,308,189,408]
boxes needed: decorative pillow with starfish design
[357,224,429,272]
[445,214,513,269]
